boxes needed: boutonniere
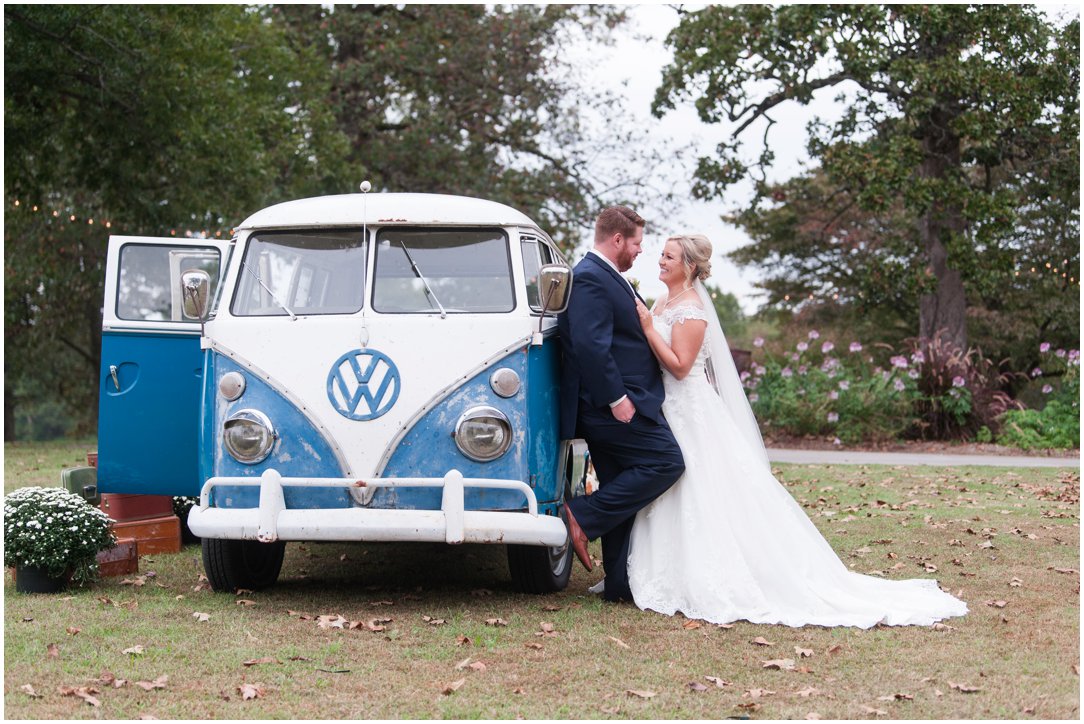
[628,277,640,292]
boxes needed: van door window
[373,228,514,313]
[116,244,221,322]
[231,230,367,316]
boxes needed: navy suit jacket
[558,253,666,439]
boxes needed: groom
[558,206,685,603]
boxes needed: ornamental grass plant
[3,486,116,584]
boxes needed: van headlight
[223,409,276,464]
[454,406,512,462]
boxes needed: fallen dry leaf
[985,600,1008,609]
[237,682,265,700]
[455,635,472,647]
[192,611,211,622]
[20,684,41,698]
[762,658,796,671]
[441,678,466,695]
[751,636,774,647]
[743,688,776,698]
[524,642,543,650]
[794,646,814,658]
[468,661,487,673]
[46,643,59,659]
[454,656,472,671]
[877,692,913,701]
[422,615,446,626]
[121,576,147,587]
[236,599,257,607]
[949,681,982,693]
[796,686,819,698]
[66,626,81,636]
[736,701,761,712]
[134,675,168,691]
[687,681,709,692]
[705,676,732,688]
[608,636,630,649]
[682,620,702,630]
[826,644,843,655]
[626,689,656,699]
[536,622,557,637]
[484,617,507,627]
[58,685,101,707]
[542,604,561,611]
[122,645,144,656]
[317,614,348,629]
[931,622,955,631]
[860,705,887,716]
[241,657,278,667]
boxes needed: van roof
[238,193,539,231]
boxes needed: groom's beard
[615,247,636,272]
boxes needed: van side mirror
[538,265,572,315]
[181,269,211,321]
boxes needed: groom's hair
[595,206,645,243]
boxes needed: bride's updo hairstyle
[669,234,713,282]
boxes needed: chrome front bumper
[186,469,568,547]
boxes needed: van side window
[117,244,221,322]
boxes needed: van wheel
[507,542,572,594]
[507,508,572,594]
[202,538,286,592]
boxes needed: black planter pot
[15,564,69,594]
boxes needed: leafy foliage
[3,486,116,583]
[4,5,347,437]
[655,5,1079,353]
[998,347,1081,450]
[274,4,680,252]
[745,333,916,443]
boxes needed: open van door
[97,235,230,496]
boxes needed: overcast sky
[575,3,825,311]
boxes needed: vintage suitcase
[61,466,100,505]
[100,493,173,522]
[110,515,182,555]
[96,538,138,577]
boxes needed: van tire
[507,542,572,594]
[507,506,572,594]
[202,538,286,592]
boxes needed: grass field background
[3,440,1079,719]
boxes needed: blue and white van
[97,192,585,593]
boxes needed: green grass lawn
[4,440,1079,719]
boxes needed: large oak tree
[654,4,1079,353]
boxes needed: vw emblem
[326,349,401,421]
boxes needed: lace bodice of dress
[652,304,711,385]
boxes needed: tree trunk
[917,106,969,351]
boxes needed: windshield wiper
[399,241,447,319]
[242,261,297,320]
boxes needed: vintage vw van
[97,192,585,593]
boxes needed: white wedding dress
[626,299,968,628]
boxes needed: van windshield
[373,228,514,313]
[231,230,367,316]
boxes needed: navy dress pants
[567,404,684,602]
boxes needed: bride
[618,233,967,628]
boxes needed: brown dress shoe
[564,505,593,572]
